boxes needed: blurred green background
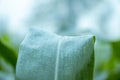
[0,0,120,80]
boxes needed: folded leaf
[16,28,95,80]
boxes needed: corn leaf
[16,28,95,80]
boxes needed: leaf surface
[16,28,95,80]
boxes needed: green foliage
[106,41,120,80]
[111,41,120,61]
[0,40,17,68]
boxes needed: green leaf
[111,41,120,61]
[0,40,17,68]
[16,28,95,80]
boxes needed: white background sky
[0,0,120,41]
